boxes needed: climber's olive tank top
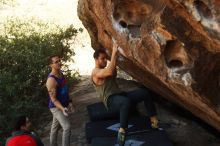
[93,74,121,107]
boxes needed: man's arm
[46,78,65,112]
[94,42,118,78]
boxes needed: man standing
[6,115,44,146]
[92,42,158,146]
[46,55,74,146]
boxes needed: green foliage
[0,17,81,137]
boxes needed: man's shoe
[117,131,126,146]
[151,121,165,130]
[151,121,158,129]
[150,116,158,129]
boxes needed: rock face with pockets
[77,0,220,131]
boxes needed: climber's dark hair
[93,48,107,59]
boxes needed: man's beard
[100,63,106,68]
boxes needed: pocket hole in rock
[164,40,189,68]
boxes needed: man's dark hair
[14,115,27,131]
[47,55,60,65]
[93,48,107,59]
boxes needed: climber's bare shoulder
[92,68,106,86]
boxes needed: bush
[0,17,81,138]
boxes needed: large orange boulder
[78,0,220,131]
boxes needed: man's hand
[62,107,69,116]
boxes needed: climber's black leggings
[107,87,157,129]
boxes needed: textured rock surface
[78,0,220,131]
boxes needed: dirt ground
[41,76,220,146]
